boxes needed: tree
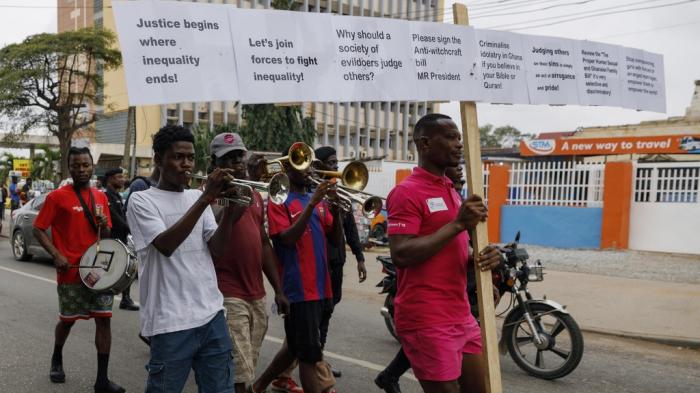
[239,104,316,152]
[479,123,534,148]
[30,145,61,182]
[0,28,122,179]
[190,104,316,176]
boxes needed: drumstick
[95,205,103,255]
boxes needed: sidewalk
[350,249,700,348]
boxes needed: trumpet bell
[362,196,384,219]
[342,161,369,191]
[288,142,315,171]
[267,173,290,205]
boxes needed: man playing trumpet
[126,125,241,393]
[207,133,290,393]
[251,144,342,393]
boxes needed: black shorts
[284,299,333,363]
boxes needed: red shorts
[398,321,482,381]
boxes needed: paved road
[0,240,698,393]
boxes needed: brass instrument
[188,172,290,206]
[313,160,369,191]
[259,142,315,179]
[311,160,384,218]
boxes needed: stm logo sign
[525,139,556,155]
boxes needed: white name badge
[426,197,448,213]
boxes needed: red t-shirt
[267,192,333,303]
[34,185,112,284]
[213,192,266,300]
[387,167,473,332]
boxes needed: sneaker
[119,296,139,311]
[375,371,402,393]
[270,377,304,393]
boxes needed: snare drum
[79,238,137,294]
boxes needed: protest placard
[622,48,666,113]
[229,9,336,104]
[112,0,238,105]
[473,29,528,104]
[409,22,481,101]
[522,34,580,105]
[574,40,624,107]
[330,16,416,101]
[111,1,667,113]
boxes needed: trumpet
[188,172,290,206]
[310,160,384,218]
[313,160,369,191]
[259,142,315,180]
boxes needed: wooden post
[453,4,503,393]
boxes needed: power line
[486,0,669,29]
[470,0,561,12]
[496,0,699,31]
[591,18,700,39]
[472,0,600,19]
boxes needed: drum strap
[73,186,98,233]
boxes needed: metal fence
[507,161,605,207]
[633,162,700,203]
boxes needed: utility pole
[122,106,135,174]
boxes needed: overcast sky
[1,0,699,136]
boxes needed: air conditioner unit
[348,150,356,159]
[406,153,415,161]
[360,150,369,159]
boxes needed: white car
[680,136,700,152]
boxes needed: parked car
[10,193,51,261]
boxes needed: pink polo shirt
[387,167,472,332]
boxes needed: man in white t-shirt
[127,125,243,393]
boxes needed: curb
[578,326,700,350]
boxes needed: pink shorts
[398,322,482,381]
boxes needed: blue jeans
[146,311,234,393]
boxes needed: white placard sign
[330,16,416,101]
[473,29,528,104]
[409,22,481,101]
[522,34,580,105]
[112,1,238,106]
[574,41,624,107]
[110,1,667,113]
[229,9,336,104]
[622,48,666,113]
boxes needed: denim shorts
[146,310,234,393]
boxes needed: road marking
[264,335,417,382]
[1,264,413,382]
[0,265,131,303]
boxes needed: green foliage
[0,27,122,178]
[479,124,533,148]
[190,104,317,175]
[30,145,61,182]
[239,104,316,152]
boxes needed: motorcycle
[376,233,584,380]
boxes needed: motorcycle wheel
[383,294,400,342]
[503,302,584,380]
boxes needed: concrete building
[59,0,445,175]
[572,80,700,162]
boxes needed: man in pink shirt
[387,113,498,393]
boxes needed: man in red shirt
[208,133,289,393]
[387,113,491,393]
[33,147,123,393]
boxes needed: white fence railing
[482,163,490,205]
[633,162,700,203]
[507,161,605,207]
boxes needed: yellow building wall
[103,0,160,163]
